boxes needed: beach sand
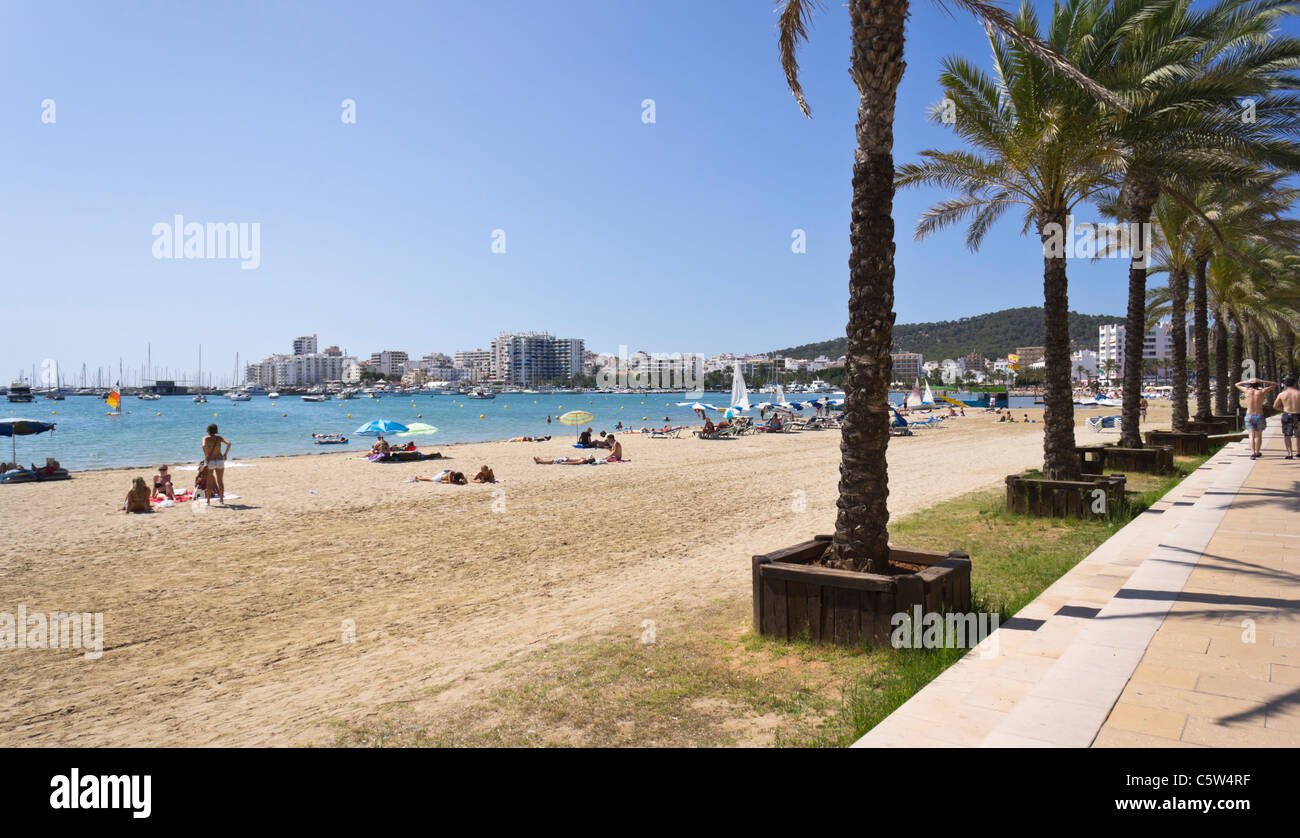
[0,404,1172,745]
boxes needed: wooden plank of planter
[763,562,895,592]
[821,584,836,642]
[833,588,857,645]
[886,546,949,566]
[761,540,827,566]
[751,555,770,634]
[808,584,823,643]
[786,580,808,640]
[763,575,787,638]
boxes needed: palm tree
[1084,0,1300,447]
[896,1,1119,480]
[776,0,1119,571]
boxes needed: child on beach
[194,464,210,500]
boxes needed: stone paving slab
[855,426,1295,749]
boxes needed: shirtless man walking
[202,423,232,503]
[1235,378,1278,459]
[1273,376,1300,460]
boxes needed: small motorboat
[302,394,328,403]
[226,391,251,401]
[312,433,348,445]
[267,391,281,399]
[138,393,161,401]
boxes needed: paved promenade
[854,427,1299,748]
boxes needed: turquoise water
[7,389,1038,472]
[4,391,744,471]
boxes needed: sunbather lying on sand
[533,455,597,465]
[413,469,467,484]
[472,465,496,483]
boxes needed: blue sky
[0,0,1276,386]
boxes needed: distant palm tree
[1088,0,1300,446]
[776,0,1118,570]
[1144,181,1300,424]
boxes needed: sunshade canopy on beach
[353,419,409,436]
[395,422,438,436]
[558,410,594,426]
[0,418,55,462]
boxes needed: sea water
[8,390,1037,472]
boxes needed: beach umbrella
[675,401,709,411]
[353,419,409,437]
[0,418,55,463]
[395,422,438,436]
[558,410,594,426]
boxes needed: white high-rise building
[369,351,409,378]
[454,349,494,382]
[489,331,585,385]
[1098,322,1173,381]
[293,335,318,356]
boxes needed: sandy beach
[0,405,1170,745]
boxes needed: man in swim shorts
[1235,378,1278,459]
[1273,376,1300,460]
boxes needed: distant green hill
[771,306,1124,362]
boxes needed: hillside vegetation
[770,307,1123,361]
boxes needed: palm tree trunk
[1193,255,1211,422]
[1230,315,1245,412]
[1120,179,1159,448]
[1287,330,1295,376]
[1169,267,1189,432]
[1251,328,1261,383]
[828,0,908,574]
[1040,211,1078,480]
[1214,315,1230,415]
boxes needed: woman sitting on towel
[152,465,175,500]
[371,436,391,456]
[124,477,152,513]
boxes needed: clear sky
[1,0,1283,386]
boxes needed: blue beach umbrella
[353,419,409,436]
[0,418,56,462]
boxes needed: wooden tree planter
[1188,417,1234,436]
[1005,472,1126,519]
[752,535,971,647]
[1077,443,1174,475]
[1145,430,1209,456]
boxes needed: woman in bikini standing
[202,423,232,504]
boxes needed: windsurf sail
[905,379,924,409]
[730,365,750,411]
[106,388,121,411]
[922,381,935,405]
